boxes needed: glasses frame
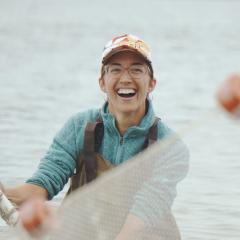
[104,64,150,79]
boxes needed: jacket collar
[100,99,156,138]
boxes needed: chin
[108,98,145,115]
[117,104,142,114]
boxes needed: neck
[108,101,148,136]
[115,113,142,136]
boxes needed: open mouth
[117,88,136,98]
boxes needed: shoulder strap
[82,118,104,183]
[143,117,160,149]
[83,119,104,153]
[67,118,103,195]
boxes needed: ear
[148,78,157,93]
[99,77,106,93]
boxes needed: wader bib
[67,117,160,195]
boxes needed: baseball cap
[102,34,152,64]
[101,34,153,77]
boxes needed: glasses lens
[107,65,123,77]
[129,65,146,78]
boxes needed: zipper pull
[120,137,123,145]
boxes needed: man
[1,34,189,238]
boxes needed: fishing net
[44,135,189,240]
[1,128,188,240]
[3,109,240,240]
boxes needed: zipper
[115,136,124,164]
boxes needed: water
[0,0,240,239]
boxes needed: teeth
[117,89,136,94]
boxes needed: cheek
[103,84,115,96]
[105,79,116,91]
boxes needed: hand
[19,199,56,238]
[217,74,240,116]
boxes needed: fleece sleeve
[26,116,79,199]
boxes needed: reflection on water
[1,1,240,239]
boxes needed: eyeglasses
[105,64,149,79]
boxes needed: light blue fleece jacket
[26,100,189,226]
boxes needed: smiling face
[99,51,156,118]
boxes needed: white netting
[3,109,240,240]
[45,135,188,240]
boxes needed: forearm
[5,183,48,207]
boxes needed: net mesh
[3,109,240,240]
[45,135,189,240]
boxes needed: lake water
[0,0,240,239]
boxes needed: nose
[119,69,132,83]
